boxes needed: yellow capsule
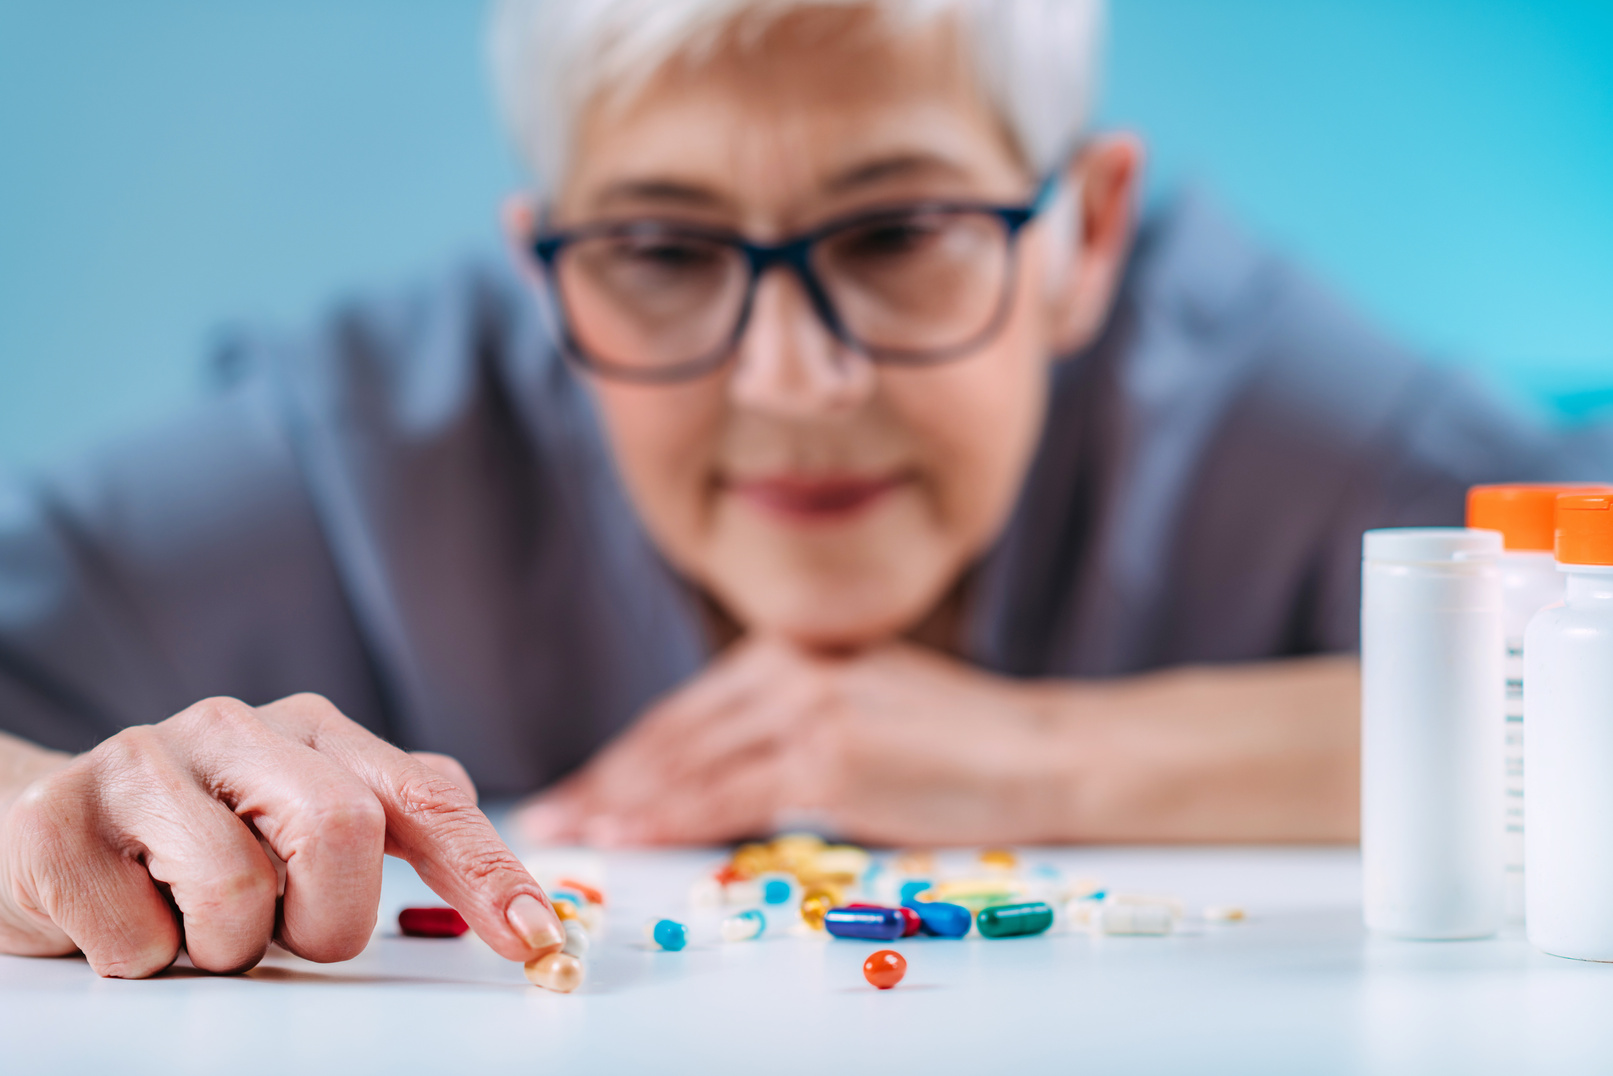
[978,848,1018,871]
[553,900,579,922]
[800,888,836,931]
[730,843,776,879]
[769,832,825,868]
[812,845,871,878]
[932,877,1026,913]
[934,878,1025,900]
[1204,904,1247,923]
[893,849,937,876]
[800,872,856,896]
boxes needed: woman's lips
[723,473,910,522]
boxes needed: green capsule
[976,901,1054,939]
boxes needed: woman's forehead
[556,14,1029,225]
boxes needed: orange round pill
[863,949,907,990]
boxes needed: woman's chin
[725,586,937,653]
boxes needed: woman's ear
[501,194,545,289]
[1046,133,1145,357]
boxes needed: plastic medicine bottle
[1361,528,1504,939]
[1525,494,1613,961]
[1467,484,1602,920]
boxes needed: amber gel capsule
[976,901,1054,938]
[800,889,836,931]
[525,952,585,993]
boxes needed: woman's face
[527,13,1136,649]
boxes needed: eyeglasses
[528,171,1061,384]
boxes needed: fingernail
[506,894,566,956]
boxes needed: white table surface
[4,840,1612,1076]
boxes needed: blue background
[1,0,1610,469]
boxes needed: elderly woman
[0,0,1604,978]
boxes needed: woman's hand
[516,641,1361,847]
[517,638,1079,846]
[0,693,566,978]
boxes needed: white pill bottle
[1525,493,1613,960]
[1467,485,1595,920]
[1361,528,1504,939]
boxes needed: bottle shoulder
[1527,602,1613,645]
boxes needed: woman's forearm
[1036,655,1361,843]
[0,731,73,813]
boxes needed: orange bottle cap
[1557,493,1613,566]
[1468,484,1612,552]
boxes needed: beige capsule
[525,951,586,993]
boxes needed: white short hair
[488,0,1105,194]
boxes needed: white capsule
[723,879,763,906]
[562,920,590,958]
[1098,898,1180,936]
[720,909,766,942]
[688,876,723,909]
[1203,905,1247,923]
[1063,896,1103,930]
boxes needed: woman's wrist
[1000,676,1105,843]
[0,732,73,813]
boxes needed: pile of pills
[402,843,1246,996]
[691,838,1247,948]
[524,877,607,994]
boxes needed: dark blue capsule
[824,906,904,941]
[913,900,972,938]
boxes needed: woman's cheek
[592,380,727,569]
[900,353,1045,550]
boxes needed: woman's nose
[726,270,875,418]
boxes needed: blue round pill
[762,877,793,905]
[652,919,688,951]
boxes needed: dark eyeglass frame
[528,169,1063,384]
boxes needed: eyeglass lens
[553,208,1014,375]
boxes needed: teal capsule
[758,873,795,905]
[976,901,1054,938]
[646,918,689,951]
[721,909,766,942]
[898,879,933,906]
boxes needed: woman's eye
[621,240,720,270]
[843,219,944,259]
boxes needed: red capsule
[398,906,469,938]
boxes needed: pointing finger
[259,695,565,963]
